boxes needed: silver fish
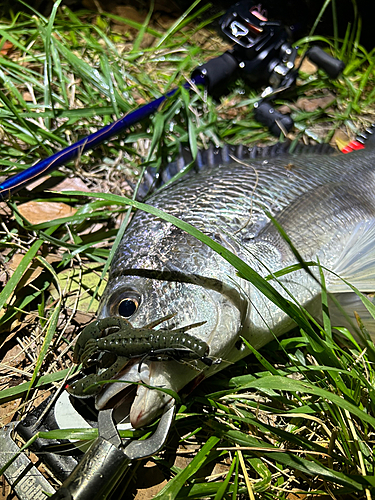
[87,138,375,428]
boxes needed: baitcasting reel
[0,0,347,199]
[193,0,345,135]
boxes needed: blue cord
[0,74,206,200]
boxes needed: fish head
[94,269,246,427]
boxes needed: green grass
[0,0,375,498]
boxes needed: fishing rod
[0,77,204,200]
[0,0,344,202]
[0,1,345,202]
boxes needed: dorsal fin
[137,140,335,199]
[342,124,375,153]
[356,123,375,150]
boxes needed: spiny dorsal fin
[138,140,335,199]
[342,124,375,153]
[355,123,375,150]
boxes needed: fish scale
[80,134,375,428]
[115,153,361,270]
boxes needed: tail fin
[329,292,375,340]
[329,219,375,293]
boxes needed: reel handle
[191,52,238,98]
[307,46,345,79]
[254,101,294,136]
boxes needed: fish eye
[108,290,141,318]
[118,297,139,318]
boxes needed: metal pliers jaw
[0,397,175,500]
[50,403,175,500]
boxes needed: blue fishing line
[0,75,206,201]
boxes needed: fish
[71,133,375,428]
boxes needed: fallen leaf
[70,310,96,327]
[0,312,36,337]
[0,343,25,425]
[49,263,107,313]
[277,104,291,114]
[297,56,318,75]
[331,128,351,150]
[153,0,180,14]
[110,5,157,46]
[0,202,12,216]
[4,253,61,289]
[0,399,21,426]
[53,177,91,192]
[154,13,176,29]
[26,174,51,191]
[135,97,147,105]
[113,5,147,26]
[22,92,34,102]
[8,253,44,286]
[134,461,168,500]
[0,40,13,56]
[26,175,91,193]
[296,93,335,112]
[18,201,77,224]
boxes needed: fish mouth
[95,357,200,428]
[93,269,245,427]
[94,358,144,422]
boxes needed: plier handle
[50,403,175,500]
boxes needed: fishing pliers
[0,393,175,500]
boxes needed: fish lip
[98,384,137,415]
[95,357,147,411]
[95,358,175,429]
[95,356,206,428]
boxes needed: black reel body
[193,1,296,98]
[193,0,345,135]
[220,1,296,88]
